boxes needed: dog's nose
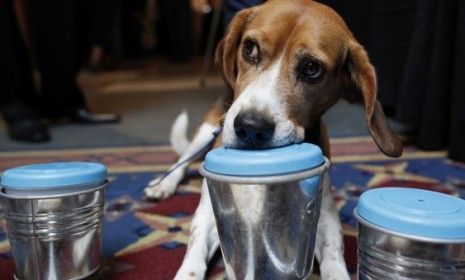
[234,112,275,146]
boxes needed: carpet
[1,137,464,279]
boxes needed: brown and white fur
[145,0,403,279]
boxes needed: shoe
[70,108,121,124]
[1,102,50,143]
[8,118,50,143]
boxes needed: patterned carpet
[1,137,464,279]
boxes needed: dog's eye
[297,59,325,83]
[243,39,260,64]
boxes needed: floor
[0,56,403,151]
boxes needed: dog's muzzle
[233,111,276,147]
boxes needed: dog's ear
[344,40,403,158]
[215,8,255,89]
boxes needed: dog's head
[215,0,402,157]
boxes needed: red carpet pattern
[1,137,464,280]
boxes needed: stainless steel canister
[354,187,465,280]
[0,162,108,280]
[200,143,330,280]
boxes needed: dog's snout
[234,112,275,146]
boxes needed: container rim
[200,156,330,184]
[0,180,108,200]
[354,209,465,244]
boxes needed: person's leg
[0,0,36,106]
[88,0,117,53]
[27,0,86,116]
[82,0,119,71]
[27,0,120,123]
[158,0,192,62]
[0,0,49,142]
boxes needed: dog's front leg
[145,122,219,200]
[315,172,351,280]
[175,179,220,279]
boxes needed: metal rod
[199,0,223,88]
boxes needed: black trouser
[1,0,116,115]
[0,0,36,107]
[27,0,86,114]
[157,0,191,62]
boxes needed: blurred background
[0,0,464,163]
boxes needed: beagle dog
[145,0,403,279]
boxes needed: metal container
[0,162,108,280]
[354,187,465,280]
[200,143,330,279]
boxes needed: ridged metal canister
[354,187,465,280]
[200,143,330,280]
[0,162,108,280]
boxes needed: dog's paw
[174,263,207,280]
[144,176,178,200]
[144,167,185,200]
[319,258,351,280]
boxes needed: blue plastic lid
[355,187,465,240]
[1,162,107,190]
[203,143,324,176]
